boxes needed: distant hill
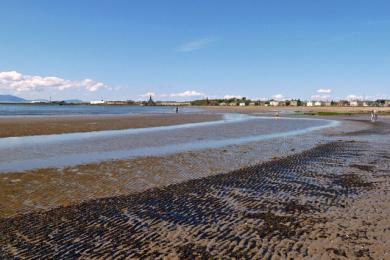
[0,95,28,103]
[0,95,85,104]
[65,99,84,104]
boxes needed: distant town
[0,94,389,107]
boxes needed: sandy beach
[0,110,389,258]
[1,106,389,138]
[3,0,389,258]
[0,113,221,138]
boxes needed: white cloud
[177,38,217,52]
[168,90,205,98]
[272,94,286,101]
[0,71,108,92]
[317,88,332,94]
[223,95,242,99]
[148,90,206,100]
[140,92,156,97]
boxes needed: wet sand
[0,116,350,217]
[1,130,389,258]
[0,113,221,138]
[1,106,389,138]
[0,106,390,138]
[0,115,389,258]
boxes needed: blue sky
[0,0,389,101]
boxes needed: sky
[0,0,389,101]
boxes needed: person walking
[371,110,378,122]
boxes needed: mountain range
[0,95,28,103]
[0,95,83,103]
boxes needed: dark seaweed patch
[350,164,375,172]
[176,243,213,259]
[333,174,373,189]
[249,212,297,239]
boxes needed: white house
[350,100,365,107]
[350,101,358,107]
[90,100,105,105]
[306,101,314,107]
[314,101,323,106]
[239,102,246,106]
[270,101,279,106]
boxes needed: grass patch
[299,111,356,116]
[378,111,390,115]
[316,112,353,116]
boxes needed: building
[336,100,349,106]
[30,100,49,104]
[314,101,323,106]
[306,101,314,107]
[270,101,279,106]
[146,96,156,106]
[239,102,246,106]
[105,101,132,105]
[289,100,299,106]
[350,100,363,107]
[90,100,105,105]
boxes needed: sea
[0,104,198,116]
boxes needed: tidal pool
[0,114,339,173]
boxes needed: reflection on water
[0,114,339,173]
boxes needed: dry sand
[0,113,221,138]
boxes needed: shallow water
[0,104,199,116]
[0,114,339,173]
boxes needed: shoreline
[0,106,388,138]
[0,113,222,138]
[198,105,390,113]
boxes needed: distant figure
[275,110,280,118]
[370,110,378,122]
[176,107,179,113]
